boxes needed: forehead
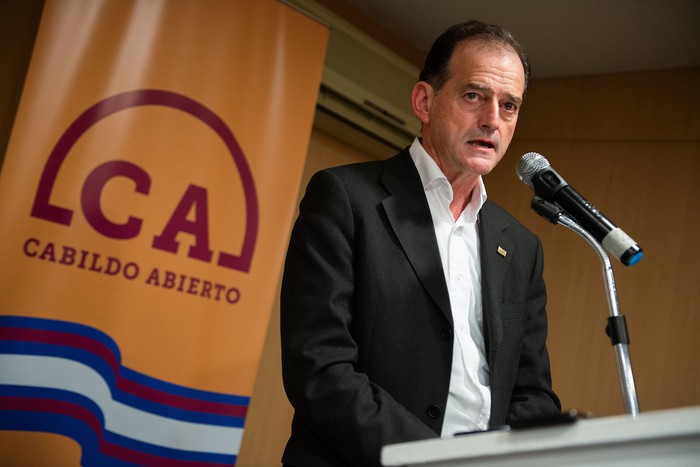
[447,40,525,94]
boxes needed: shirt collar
[408,137,488,220]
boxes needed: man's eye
[465,92,479,101]
[503,102,517,112]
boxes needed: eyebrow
[461,82,523,106]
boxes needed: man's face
[414,40,525,183]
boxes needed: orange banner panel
[0,0,328,465]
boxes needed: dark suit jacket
[280,149,560,467]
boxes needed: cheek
[501,121,517,142]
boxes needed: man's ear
[412,81,433,124]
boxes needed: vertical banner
[0,0,328,465]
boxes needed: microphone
[516,152,643,266]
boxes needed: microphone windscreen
[517,152,550,186]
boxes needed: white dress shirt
[409,138,491,436]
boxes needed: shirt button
[427,405,442,419]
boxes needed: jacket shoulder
[481,199,539,243]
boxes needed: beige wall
[238,66,700,466]
[492,67,700,416]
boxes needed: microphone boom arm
[531,197,640,416]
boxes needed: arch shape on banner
[30,89,258,273]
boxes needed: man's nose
[479,100,500,130]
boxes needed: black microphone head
[517,152,550,186]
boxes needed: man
[280,20,561,467]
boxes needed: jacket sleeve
[280,169,438,467]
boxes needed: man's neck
[449,176,478,220]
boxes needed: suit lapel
[378,151,516,340]
[380,151,452,323]
[479,201,513,362]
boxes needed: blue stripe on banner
[120,366,250,406]
[0,339,119,388]
[0,405,238,465]
[0,315,121,359]
[0,315,248,423]
[0,410,138,467]
[1,315,249,406]
[0,341,245,428]
[1,315,248,464]
[0,384,106,426]
[0,395,238,465]
[103,428,238,464]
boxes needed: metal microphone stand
[531,197,640,416]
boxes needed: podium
[381,406,700,466]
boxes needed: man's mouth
[468,139,495,149]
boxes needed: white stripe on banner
[0,354,243,454]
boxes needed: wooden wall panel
[490,67,700,416]
[490,141,700,416]
[514,68,700,142]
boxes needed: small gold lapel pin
[497,246,507,257]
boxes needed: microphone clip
[530,196,566,225]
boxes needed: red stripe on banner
[2,327,247,417]
[2,395,104,436]
[2,396,232,466]
[116,378,247,418]
[0,327,119,372]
